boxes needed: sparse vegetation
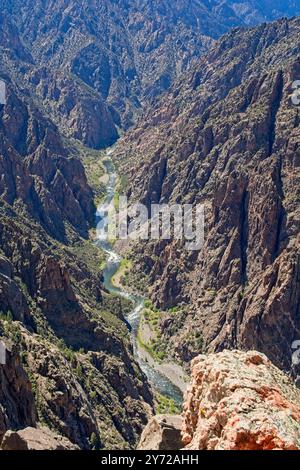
[137,303,168,363]
[71,142,107,207]
[112,258,133,288]
[68,238,105,275]
[155,393,181,415]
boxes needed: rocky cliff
[1,0,300,452]
[0,96,153,449]
[3,1,299,149]
[0,27,153,451]
[183,350,300,450]
[139,350,300,450]
[115,17,300,379]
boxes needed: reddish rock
[182,350,300,450]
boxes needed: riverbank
[137,308,189,394]
[111,258,132,290]
[137,344,188,394]
[94,147,187,405]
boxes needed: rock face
[0,85,94,242]
[2,1,300,148]
[115,17,300,377]
[138,415,183,450]
[0,8,154,450]
[1,0,300,452]
[182,350,300,450]
[0,208,153,450]
[1,427,78,450]
[137,351,300,451]
[0,342,37,443]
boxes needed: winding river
[94,151,183,406]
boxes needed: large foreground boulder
[137,415,183,450]
[182,350,300,450]
[1,427,79,450]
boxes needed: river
[94,151,183,406]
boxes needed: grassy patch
[185,330,204,352]
[137,304,168,363]
[155,393,181,415]
[111,258,133,288]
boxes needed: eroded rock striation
[138,350,300,451]
[2,1,300,148]
[182,350,300,450]
[115,17,300,378]
[0,342,37,443]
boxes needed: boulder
[1,427,79,450]
[138,415,183,450]
[182,350,300,450]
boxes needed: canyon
[115,16,300,381]
[3,1,300,149]
[0,0,300,451]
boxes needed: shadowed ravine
[94,149,183,406]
